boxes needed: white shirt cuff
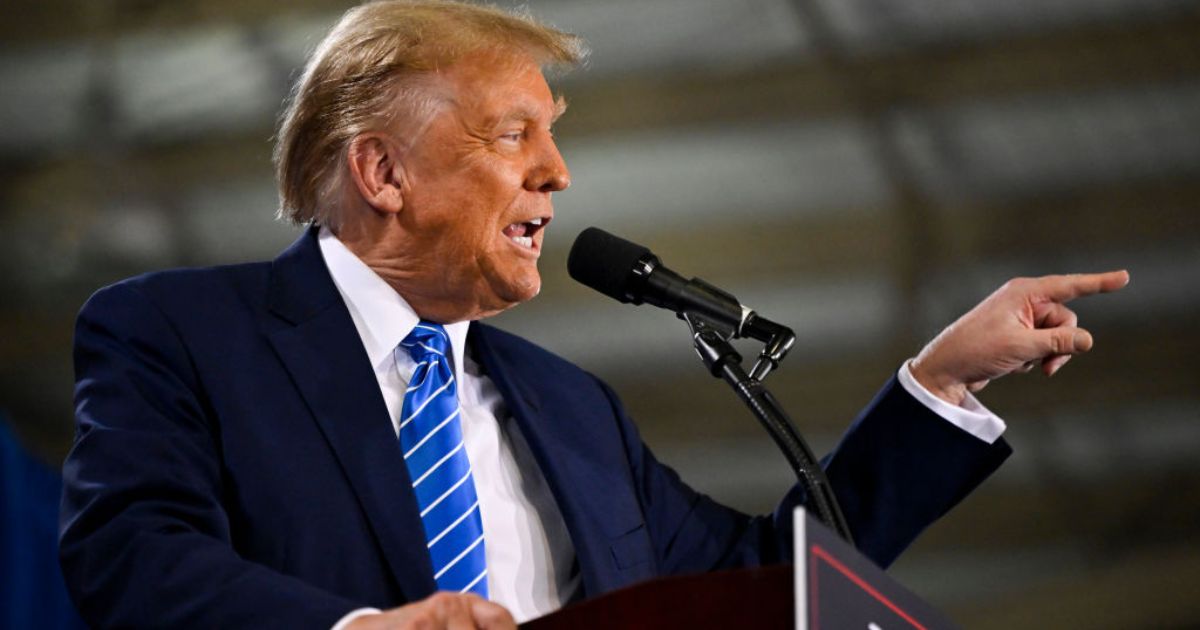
[897,360,1007,444]
[331,607,382,630]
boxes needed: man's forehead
[440,59,568,126]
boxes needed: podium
[522,508,959,629]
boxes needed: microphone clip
[682,313,742,379]
[740,313,796,382]
[681,309,795,382]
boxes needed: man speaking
[59,1,1129,628]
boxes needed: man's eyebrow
[493,96,568,128]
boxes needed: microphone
[567,227,850,541]
[567,227,779,342]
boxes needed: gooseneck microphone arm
[684,313,853,544]
[568,227,855,544]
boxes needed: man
[59,2,1129,629]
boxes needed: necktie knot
[402,322,451,361]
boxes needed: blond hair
[273,0,585,227]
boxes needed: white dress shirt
[320,228,579,626]
[896,360,1006,443]
[319,227,1006,628]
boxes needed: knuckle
[1049,331,1068,354]
[428,593,456,615]
[1002,277,1029,293]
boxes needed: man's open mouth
[502,217,549,249]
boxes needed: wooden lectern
[522,508,959,629]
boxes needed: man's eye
[499,131,522,142]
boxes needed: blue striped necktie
[397,322,488,597]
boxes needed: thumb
[1033,326,1094,357]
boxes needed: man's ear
[346,133,406,214]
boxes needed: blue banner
[0,415,86,629]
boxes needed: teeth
[511,236,533,248]
[528,218,543,226]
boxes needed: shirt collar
[318,226,469,379]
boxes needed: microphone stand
[682,313,855,545]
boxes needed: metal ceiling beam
[936,178,1200,260]
[556,13,1200,137]
[0,0,349,44]
[3,7,1197,143]
[4,12,1197,203]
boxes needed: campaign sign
[794,508,960,630]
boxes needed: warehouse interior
[1,0,1198,626]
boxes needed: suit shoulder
[108,261,270,297]
[81,262,271,318]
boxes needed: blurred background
[2,0,1199,627]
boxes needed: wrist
[909,357,968,406]
[333,608,382,630]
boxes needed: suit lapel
[470,323,629,598]
[265,228,437,602]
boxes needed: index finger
[1037,270,1130,302]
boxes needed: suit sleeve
[597,374,1011,573]
[60,283,363,629]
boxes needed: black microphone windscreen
[567,227,652,303]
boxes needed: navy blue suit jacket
[61,228,1010,628]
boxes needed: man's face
[395,52,569,319]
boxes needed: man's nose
[526,139,571,193]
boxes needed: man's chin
[476,271,541,318]
[501,275,541,305]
